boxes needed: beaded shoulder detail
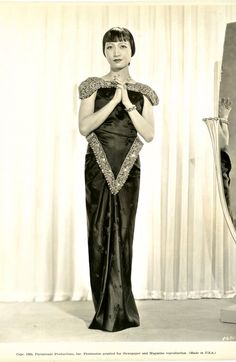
[78,77,114,100]
[127,82,159,105]
[78,77,159,105]
[87,132,143,195]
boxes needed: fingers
[114,79,127,88]
[113,80,124,89]
[114,79,123,85]
[114,87,122,97]
[220,97,232,110]
[226,98,232,109]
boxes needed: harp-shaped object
[204,22,236,323]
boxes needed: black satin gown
[79,77,158,332]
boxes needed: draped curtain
[1,3,236,302]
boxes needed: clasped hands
[113,79,133,108]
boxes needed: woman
[78,27,158,332]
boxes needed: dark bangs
[102,27,135,56]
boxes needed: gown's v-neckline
[87,132,143,195]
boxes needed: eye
[121,44,127,48]
[106,45,112,50]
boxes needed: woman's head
[102,27,135,57]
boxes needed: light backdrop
[0,3,236,302]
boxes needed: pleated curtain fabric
[0,3,236,302]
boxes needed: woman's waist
[95,129,136,144]
[96,122,137,136]
[86,131,139,155]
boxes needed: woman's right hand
[112,83,122,105]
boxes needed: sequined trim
[79,77,114,99]
[127,82,159,105]
[86,132,143,195]
[79,77,159,105]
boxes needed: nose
[113,45,121,57]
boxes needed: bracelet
[125,105,137,113]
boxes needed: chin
[113,65,128,71]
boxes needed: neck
[109,67,131,83]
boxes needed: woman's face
[104,40,132,70]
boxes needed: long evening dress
[79,77,158,332]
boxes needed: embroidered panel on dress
[86,132,143,195]
[79,77,159,105]
[127,82,159,105]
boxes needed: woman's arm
[119,84,154,142]
[79,88,122,136]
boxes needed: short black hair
[102,27,135,57]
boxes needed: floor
[0,298,236,343]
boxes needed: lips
[113,59,122,63]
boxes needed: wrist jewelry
[125,105,137,112]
